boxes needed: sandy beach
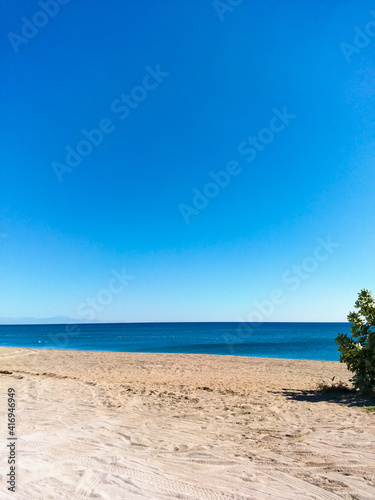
[0,347,374,499]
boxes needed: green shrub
[336,289,375,395]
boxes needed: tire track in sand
[19,439,347,499]
[20,439,252,500]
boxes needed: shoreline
[0,343,343,361]
[0,347,374,499]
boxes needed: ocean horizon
[0,322,351,361]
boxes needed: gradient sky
[1,0,374,323]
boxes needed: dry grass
[316,378,354,394]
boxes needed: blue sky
[1,0,374,323]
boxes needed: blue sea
[0,322,351,361]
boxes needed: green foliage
[336,289,375,395]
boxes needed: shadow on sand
[271,387,375,409]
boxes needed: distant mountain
[0,316,98,325]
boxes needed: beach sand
[0,347,374,499]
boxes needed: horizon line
[0,320,350,326]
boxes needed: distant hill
[0,316,98,325]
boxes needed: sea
[0,322,351,361]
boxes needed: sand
[0,347,374,499]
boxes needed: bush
[336,289,375,395]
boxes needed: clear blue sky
[1,0,374,323]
